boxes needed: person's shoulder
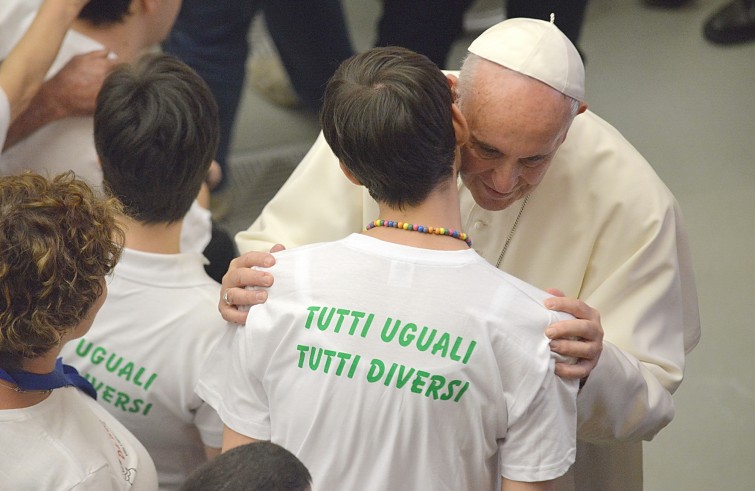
[564,109,642,155]
[555,109,676,205]
[263,240,347,268]
[468,256,569,318]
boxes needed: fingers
[545,304,604,383]
[220,263,273,295]
[544,287,565,297]
[221,252,276,292]
[548,335,602,361]
[544,296,600,324]
[545,317,602,342]
[231,250,276,270]
[218,285,269,324]
[219,297,248,325]
[218,251,278,324]
[554,359,594,380]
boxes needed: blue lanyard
[0,358,97,400]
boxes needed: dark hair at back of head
[180,442,312,491]
[94,53,219,224]
[320,46,456,209]
[78,0,132,26]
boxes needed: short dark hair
[180,442,312,491]
[321,46,456,209]
[94,53,219,224]
[0,173,123,371]
[78,0,132,26]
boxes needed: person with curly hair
[0,172,158,490]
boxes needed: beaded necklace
[365,219,472,247]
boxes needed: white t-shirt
[198,234,578,490]
[0,386,158,490]
[61,248,226,491]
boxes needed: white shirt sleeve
[196,323,271,441]
[193,402,223,449]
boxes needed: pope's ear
[446,74,459,101]
[339,161,362,186]
[451,103,469,146]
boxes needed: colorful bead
[364,219,472,247]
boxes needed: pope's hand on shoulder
[543,289,604,384]
[219,245,284,325]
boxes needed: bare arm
[222,425,258,453]
[502,479,554,491]
[0,0,90,122]
[4,49,114,149]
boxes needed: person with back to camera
[198,46,579,491]
[220,16,701,491]
[0,172,157,490]
[60,52,227,491]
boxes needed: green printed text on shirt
[72,338,158,416]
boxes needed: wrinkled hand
[219,245,285,325]
[41,49,115,118]
[543,288,603,383]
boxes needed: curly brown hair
[0,172,124,370]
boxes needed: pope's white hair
[457,53,581,119]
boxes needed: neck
[0,349,60,410]
[119,215,182,254]
[367,177,468,250]
[71,17,151,63]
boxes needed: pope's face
[458,64,575,212]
